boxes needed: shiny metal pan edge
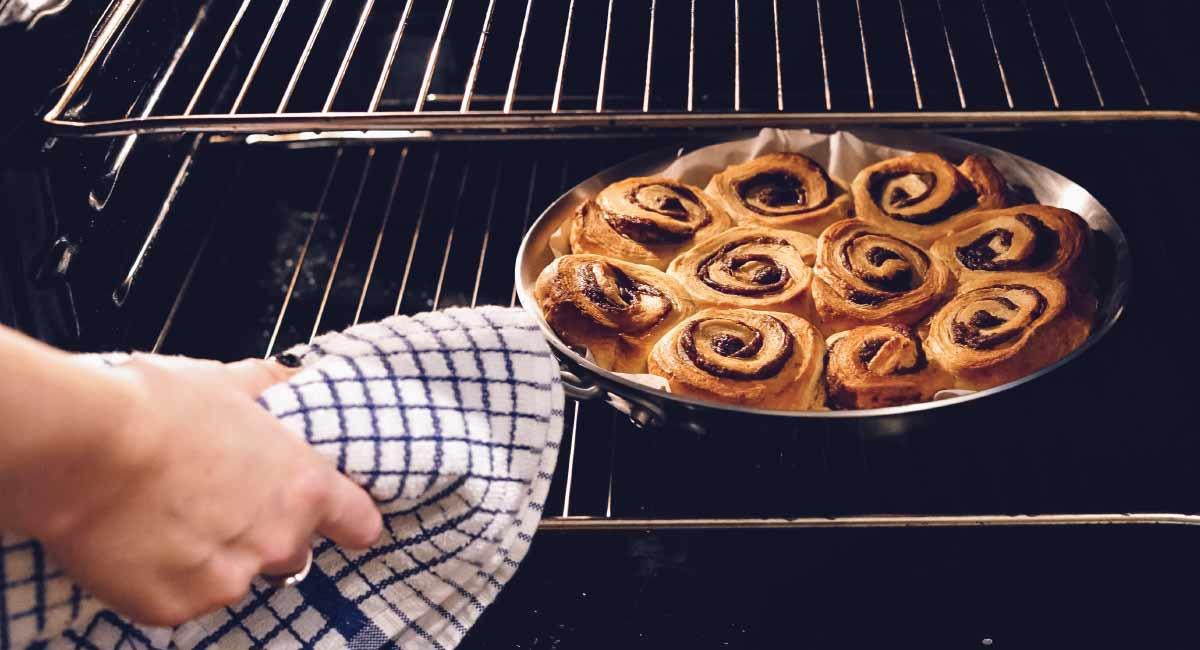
[515,129,1131,431]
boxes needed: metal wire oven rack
[112,138,1197,535]
[43,0,1190,139]
[39,1,1200,533]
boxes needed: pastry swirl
[812,219,953,333]
[667,226,817,317]
[648,308,825,410]
[929,204,1090,287]
[705,153,853,235]
[851,153,1009,246]
[924,274,1090,389]
[535,254,693,373]
[569,176,733,269]
[824,324,953,410]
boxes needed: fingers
[124,354,299,398]
[223,358,300,397]
[316,470,384,550]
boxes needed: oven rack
[44,0,1184,140]
[93,139,1195,533]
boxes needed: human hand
[13,354,383,627]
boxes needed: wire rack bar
[733,0,742,112]
[1104,0,1149,105]
[687,0,696,112]
[979,0,1015,109]
[504,0,536,114]
[643,0,657,112]
[414,0,456,113]
[1022,0,1060,109]
[264,149,343,357]
[897,0,923,110]
[510,159,539,309]
[461,0,497,112]
[114,148,194,307]
[182,0,251,115]
[278,0,334,112]
[310,148,375,341]
[469,165,505,309]
[324,0,377,112]
[854,0,875,110]
[538,513,1200,531]
[814,0,832,111]
[354,147,409,325]
[771,0,783,111]
[88,2,210,212]
[936,0,967,109]
[429,161,473,312]
[595,0,615,113]
[552,0,576,113]
[393,149,441,316]
[370,0,416,112]
[46,109,1200,139]
[1065,0,1105,107]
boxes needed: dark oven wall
[4,1,1200,648]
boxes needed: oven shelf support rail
[42,109,1200,140]
[537,513,1200,531]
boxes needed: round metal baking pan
[514,129,1131,434]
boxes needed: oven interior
[6,0,1200,646]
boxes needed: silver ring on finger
[261,548,313,589]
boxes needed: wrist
[2,355,149,540]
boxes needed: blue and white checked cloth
[0,306,564,649]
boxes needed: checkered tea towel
[0,306,564,649]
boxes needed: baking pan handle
[560,365,605,401]
[556,358,668,429]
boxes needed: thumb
[223,358,300,397]
[317,469,384,550]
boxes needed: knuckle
[260,537,303,567]
[234,358,290,385]
[206,559,254,609]
[290,465,333,510]
[215,578,251,608]
[134,599,193,628]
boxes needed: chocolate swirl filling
[680,316,794,380]
[854,335,927,375]
[950,284,1048,350]
[955,213,1060,271]
[838,233,928,305]
[736,170,837,217]
[868,169,977,225]
[697,236,793,297]
[604,182,711,244]
[574,261,672,333]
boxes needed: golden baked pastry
[811,219,954,334]
[666,225,817,318]
[569,176,733,269]
[929,204,1090,288]
[535,254,693,373]
[851,152,1009,246]
[923,274,1091,390]
[647,308,825,410]
[705,152,853,236]
[824,324,953,410]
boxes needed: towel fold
[1,306,563,649]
